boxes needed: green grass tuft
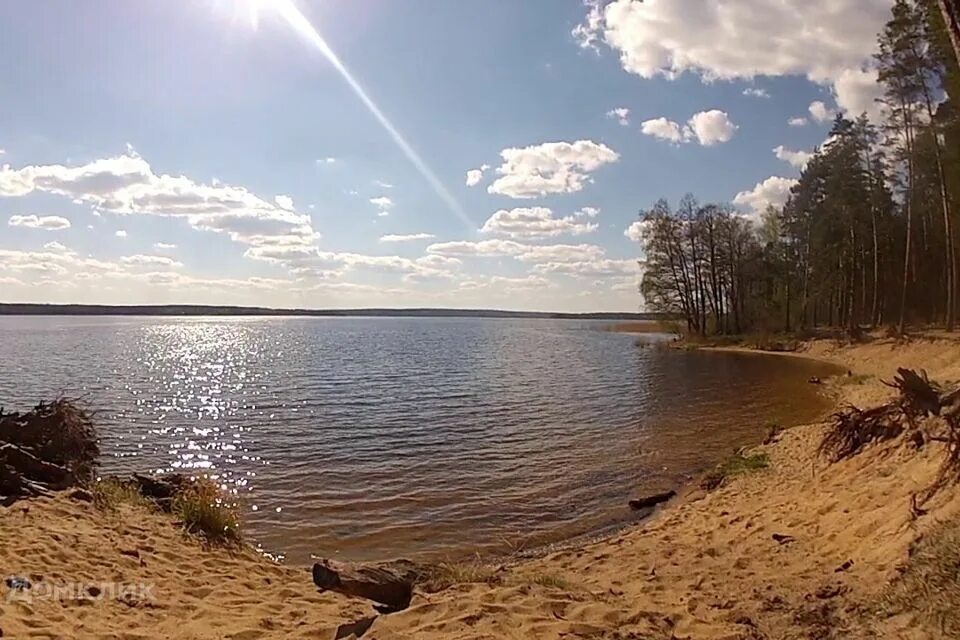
[701,452,771,490]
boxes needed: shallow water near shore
[0,316,840,563]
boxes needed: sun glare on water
[222,0,474,231]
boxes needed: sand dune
[3,336,960,639]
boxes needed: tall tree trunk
[939,0,960,68]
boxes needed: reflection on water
[0,316,839,563]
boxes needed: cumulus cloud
[43,241,68,252]
[773,145,814,169]
[624,220,646,242]
[427,239,606,264]
[809,100,836,123]
[480,207,598,239]
[245,245,461,282]
[686,110,738,145]
[274,195,295,210]
[465,164,490,187]
[574,206,600,218]
[742,87,770,99]
[0,151,319,249]
[8,214,71,230]
[606,107,631,125]
[574,0,889,120]
[733,176,798,217]
[532,258,638,278]
[486,140,619,199]
[119,254,183,268]
[833,67,885,122]
[640,117,686,143]
[369,196,393,216]
[115,230,128,238]
[641,110,737,146]
[154,242,177,250]
[788,117,809,127]
[379,233,436,243]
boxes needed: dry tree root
[818,403,905,462]
[0,398,98,504]
[820,368,960,503]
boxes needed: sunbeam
[241,0,474,231]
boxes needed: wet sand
[3,336,960,639]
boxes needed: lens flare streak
[267,0,474,231]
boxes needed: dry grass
[92,477,152,511]
[171,477,241,545]
[836,373,875,386]
[700,452,770,490]
[881,517,960,636]
[419,559,502,592]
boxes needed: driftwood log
[312,559,422,612]
[628,489,676,510]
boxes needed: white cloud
[742,87,770,99]
[733,176,798,216]
[686,110,737,146]
[459,275,555,292]
[0,151,319,249]
[274,195,295,210]
[119,254,183,268]
[373,180,394,189]
[574,206,600,218]
[379,233,436,243]
[641,117,686,143]
[427,239,606,264]
[641,110,737,146]
[317,157,336,165]
[606,107,631,125]
[115,230,128,238]
[8,214,71,230]
[486,140,619,199]
[480,207,598,239]
[370,196,393,216]
[788,117,809,127]
[154,242,177,250]
[833,67,884,121]
[532,258,638,278]
[624,220,646,242]
[43,241,68,252]
[773,145,813,169]
[809,100,836,123]
[465,165,490,187]
[574,0,889,120]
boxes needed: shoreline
[3,335,960,638]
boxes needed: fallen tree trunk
[312,558,422,612]
[0,443,72,489]
[629,489,676,510]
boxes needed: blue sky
[0,0,891,311]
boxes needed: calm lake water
[0,316,839,563]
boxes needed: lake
[0,316,839,563]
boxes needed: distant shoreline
[0,303,664,321]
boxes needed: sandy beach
[3,335,960,639]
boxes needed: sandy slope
[3,336,960,639]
